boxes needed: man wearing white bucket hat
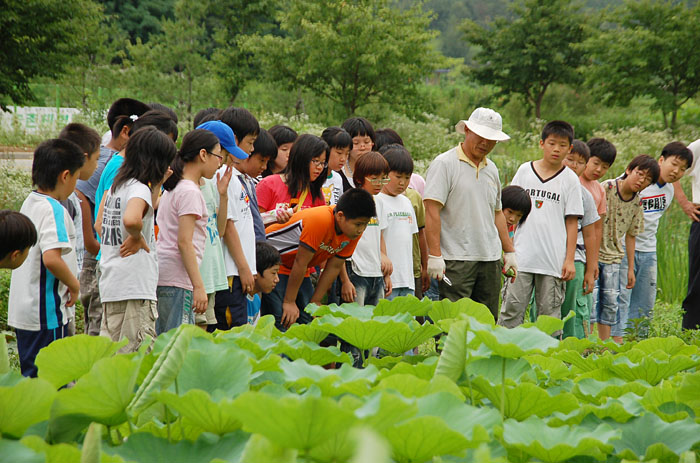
[423,107,516,319]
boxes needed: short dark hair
[131,110,179,141]
[341,117,375,142]
[58,123,101,155]
[147,103,178,123]
[660,141,693,167]
[107,98,150,136]
[256,241,281,275]
[321,126,352,150]
[112,126,177,193]
[193,107,220,128]
[624,154,660,184]
[570,139,590,162]
[336,188,376,219]
[218,107,260,141]
[353,151,389,187]
[32,139,85,190]
[374,128,404,151]
[587,138,617,165]
[252,128,277,160]
[541,120,574,144]
[379,144,413,175]
[501,185,531,224]
[0,210,37,259]
[269,125,298,146]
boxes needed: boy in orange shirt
[263,188,376,329]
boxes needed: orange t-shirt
[580,177,607,216]
[265,206,360,275]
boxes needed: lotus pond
[1,296,699,463]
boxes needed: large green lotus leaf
[349,428,392,463]
[605,354,700,385]
[105,431,248,463]
[377,357,437,382]
[375,373,465,400]
[554,349,614,373]
[428,298,495,325]
[374,319,442,354]
[524,354,572,382]
[217,330,277,359]
[305,302,373,319]
[572,378,649,404]
[634,336,699,357]
[373,295,432,317]
[521,311,575,336]
[641,381,692,422]
[0,376,56,438]
[383,416,470,462]
[20,434,123,463]
[249,353,282,375]
[48,355,139,443]
[311,314,411,351]
[156,390,241,435]
[127,324,198,417]
[239,434,297,463]
[136,417,204,442]
[0,439,45,463]
[469,319,559,358]
[231,391,356,451]
[613,413,700,461]
[252,314,281,339]
[435,319,468,382]
[0,335,10,374]
[307,428,355,463]
[677,371,700,415]
[274,338,352,365]
[498,416,618,462]
[415,392,500,444]
[283,323,327,344]
[176,345,251,401]
[548,392,645,426]
[354,392,417,429]
[365,355,404,369]
[467,356,536,385]
[279,360,378,396]
[471,377,578,421]
[35,335,127,389]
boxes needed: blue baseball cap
[196,120,248,160]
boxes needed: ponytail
[163,129,220,191]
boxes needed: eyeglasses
[207,151,224,161]
[366,177,390,186]
[310,159,328,168]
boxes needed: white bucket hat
[455,107,510,141]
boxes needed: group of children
[2,99,692,377]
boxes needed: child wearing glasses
[340,152,393,305]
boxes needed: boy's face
[242,153,269,178]
[539,134,571,166]
[336,211,370,240]
[256,264,280,294]
[309,152,327,182]
[563,152,587,177]
[583,156,611,181]
[624,167,653,192]
[274,142,293,172]
[658,155,688,184]
[382,171,411,196]
[79,149,100,181]
[1,247,30,270]
[328,146,350,171]
[238,134,257,155]
[351,134,373,159]
[362,174,388,195]
[502,208,523,227]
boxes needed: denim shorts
[592,262,620,326]
[156,286,194,335]
[612,251,657,337]
[348,268,384,306]
[387,287,414,300]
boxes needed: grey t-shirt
[76,145,117,205]
[575,184,600,263]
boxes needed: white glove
[503,252,518,277]
[427,255,446,280]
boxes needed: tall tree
[0,0,105,110]
[243,0,445,116]
[585,0,700,130]
[463,0,590,118]
[98,0,176,45]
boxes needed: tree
[98,0,176,45]
[0,0,106,110]
[463,0,590,118]
[243,0,446,116]
[584,0,700,130]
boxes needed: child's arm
[178,214,208,314]
[76,191,100,255]
[673,181,700,221]
[418,227,429,292]
[94,194,107,238]
[379,234,393,277]
[222,219,255,295]
[217,166,232,237]
[593,214,604,279]
[43,249,79,307]
[562,216,578,281]
[283,245,315,327]
[581,221,598,294]
[625,234,636,289]
[311,255,346,304]
[120,198,150,257]
[339,262,356,303]
[496,210,517,279]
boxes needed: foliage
[463,0,590,118]
[98,0,176,45]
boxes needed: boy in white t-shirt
[321,127,352,203]
[9,139,84,377]
[498,121,583,335]
[613,143,692,338]
[379,146,419,299]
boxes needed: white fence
[0,106,81,134]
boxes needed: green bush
[0,164,32,211]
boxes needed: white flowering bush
[0,164,32,211]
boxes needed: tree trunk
[662,111,669,130]
[671,106,678,133]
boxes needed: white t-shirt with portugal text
[350,195,386,277]
[511,162,583,277]
[575,184,601,263]
[635,182,674,253]
[98,180,158,302]
[378,192,418,289]
[9,192,78,331]
[156,179,208,290]
[423,144,502,261]
[220,165,257,277]
[322,171,343,206]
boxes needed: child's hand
[275,207,293,224]
[66,279,80,307]
[341,280,356,303]
[380,253,393,276]
[593,266,600,280]
[561,259,576,281]
[239,268,255,295]
[582,269,595,295]
[626,270,636,289]
[193,286,208,314]
[217,165,232,197]
[384,275,393,298]
[120,234,150,257]
[282,301,300,328]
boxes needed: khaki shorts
[195,293,217,326]
[498,272,565,336]
[101,299,158,353]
